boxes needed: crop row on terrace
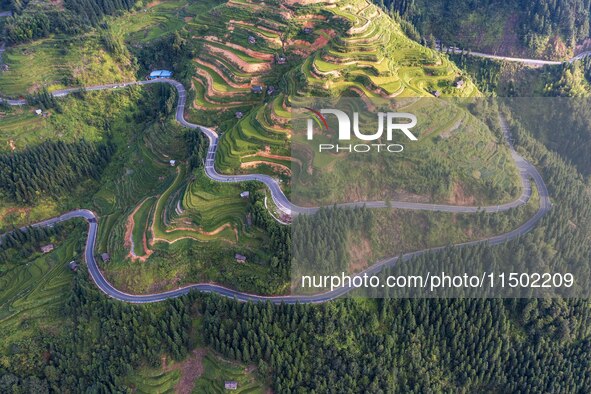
[0,235,81,352]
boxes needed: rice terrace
[0,0,555,311]
[3,0,591,391]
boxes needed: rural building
[149,70,173,79]
[235,254,247,263]
[455,79,465,88]
[267,86,275,95]
[235,111,244,119]
[169,160,176,166]
[276,55,287,65]
[240,191,250,198]
[251,85,263,94]
[101,253,111,263]
[432,90,441,98]
[68,261,79,272]
[303,27,313,34]
[40,244,55,253]
[224,381,238,390]
[248,35,256,44]
[35,109,42,116]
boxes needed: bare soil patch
[289,29,335,57]
[174,349,207,394]
[348,236,372,273]
[449,182,476,205]
[240,160,292,176]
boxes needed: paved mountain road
[440,45,591,66]
[0,79,551,304]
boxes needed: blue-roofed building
[149,70,173,79]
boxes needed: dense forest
[2,274,590,392]
[0,140,114,203]
[376,0,591,58]
[449,53,591,177]
[0,222,74,262]
[4,0,137,44]
[2,105,591,391]
[249,190,291,279]
[291,207,372,276]
[203,296,591,393]
[0,277,193,392]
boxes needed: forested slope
[5,0,137,44]
[378,0,591,59]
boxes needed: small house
[267,86,275,95]
[149,70,173,80]
[240,191,250,199]
[40,244,55,254]
[303,27,313,34]
[235,111,244,119]
[101,253,111,263]
[432,90,441,98]
[251,85,263,94]
[170,160,176,167]
[68,261,79,272]
[224,381,238,390]
[248,35,256,45]
[455,79,465,88]
[35,109,42,116]
[234,254,247,263]
[276,55,287,65]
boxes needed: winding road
[0,79,552,304]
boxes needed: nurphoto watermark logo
[305,107,418,153]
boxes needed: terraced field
[130,197,157,259]
[125,367,180,394]
[193,352,266,393]
[173,0,516,204]
[109,0,208,43]
[123,349,266,393]
[0,233,81,351]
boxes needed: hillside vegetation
[173,0,520,205]
[381,0,591,59]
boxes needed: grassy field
[0,33,136,97]
[291,98,522,206]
